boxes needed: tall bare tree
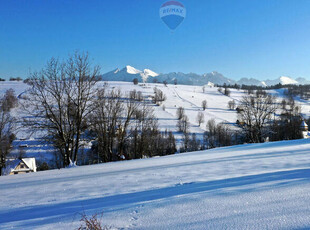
[196,112,205,126]
[202,100,207,110]
[22,52,99,167]
[177,115,189,133]
[176,106,185,120]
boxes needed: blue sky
[1,0,310,80]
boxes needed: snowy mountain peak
[143,69,159,77]
[279,76,298,85]
[102,66,159,83]
[124,65,142,75]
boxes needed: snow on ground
[1,81,310,229]
[3,80,310,164]
[0,81,29,97]
[1,81,243,161]
[0,139,310,229]
[3,81,310,160]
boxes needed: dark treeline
[216,83,302,91]
[0,77,23,81]
[283,84,310,99]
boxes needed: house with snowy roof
[301,120,308,131]
[300,120,310,139]
[2,158,37,176]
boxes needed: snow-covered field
[1,139,310,229]
[1,81,310,229]
[2,80,310,165]
[1,81,243,162]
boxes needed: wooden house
[2,158,37,175]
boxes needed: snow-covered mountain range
[102,66,159,83]
[101,65,310,86]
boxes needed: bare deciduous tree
[196,112,205,126]
[238,94,278,143]
[90,88,126,162]
[202,100,207,110]
[176,106,185,120]
[224,87,231,96]
[22,52,99,167]
[204,119,233,149]
[2,89,18,111]
[0,97,15,176]
[153,88,166,104]
[177,115,189,133]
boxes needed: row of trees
[236,92,304,143]
[89,87,175,163]
[0,77,23,82]
[19,52,175,168]
[177,91,305,151]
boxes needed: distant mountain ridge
[101,65,310,86]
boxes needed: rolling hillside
[0,139,310,229]
[2,81,310,164]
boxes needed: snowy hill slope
[0,139,310,229]
[0,81,241,166]
[4,80,310,165]
[0,81,240,141]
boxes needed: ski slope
[0,139,310,229]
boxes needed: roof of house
[301,120,308,128]
[2,158,37,175]
[22,158,37,172]
[2,159,20,175]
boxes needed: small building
[300,120,308,131]
[2,158,37,176]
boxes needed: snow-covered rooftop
[2,158,36,175]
